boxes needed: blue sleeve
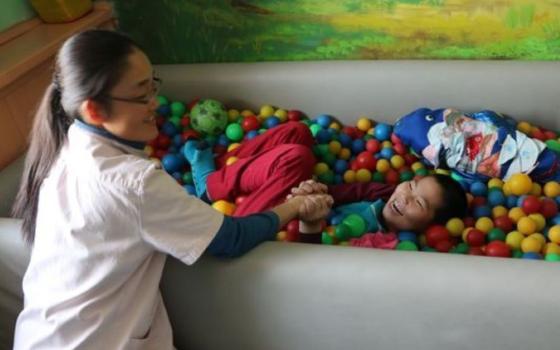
[206,211,280,258]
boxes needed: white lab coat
[14,124,224,349]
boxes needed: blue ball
[171,171,182,182]
[506,195,518,209]
[379,147,394,159]
[473,205,492,219]
[161,121,178,136]
[522,252,542,260]
[551,214,560,226]
[183,184,196,195]
[264,116,281,129]
[162,153,184,173]
[398,231,417,243]
[338,133,353,148]
[470,181,488,197]
[555,196,560,206]
[351,139,365,154]
[217,134,230,147]
[334,159,349,174]
[487,189,506,207]
[334,174,343,184]
[374,123,392,141]
[172,134,183,147]
[246,130,259,140]
[517,195,527,208]
[330,214,345,226]
[316,114,332,128]
[156,104,171,117]
[168,146,177,153]
[316,129,332,144]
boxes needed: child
[11,30,333,349]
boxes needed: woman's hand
[287,179,328,199]
[297,194,333,225]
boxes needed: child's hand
[287,180,328,199]
[297,194,333,223]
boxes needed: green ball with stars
[189,99,228,136]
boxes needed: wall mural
[114,0,560,63]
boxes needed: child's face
[382,176,444,232]
[100,48,160,142]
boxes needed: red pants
[207,122,396,216]
[207,122,316,216]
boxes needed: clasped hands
[287,180,333,233]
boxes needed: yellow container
[30,0,93,23]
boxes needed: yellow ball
[228,109,241,122]
[508,207,526,223]
[241,109,255,118]
[381,141,393,149]
[276,230,287,241]
[274,109,287,122]
[544,242,560,255]
[505,231,524,250]
[521,236,542,253]
[446,218,465,237]
[343,170,356,183]
[226,156,238,166]
[544,181,560,198]
[390,155,405,170]
[144,145,154,157]
[356,117,372,132]
[227,143,241,152]
[488,178,504,189]
[314,162,330,176]
[506,173,533,196]
[528,213,546,232]
[517,121,532,134]
[492,206,508,218]
[376,159,391,173]
[435,169,450,176]
[356,169,372,183]
[329,122,341,131]
[212,200,236,216]
[411,161,424,172]
[517,216,537,235]
[367,127,374,135]
[530,183,542,196]
[502,181,513,196]
[528,233,546,246]
[339,148,351,160]
[548,225,560,244]
[328,141,342,155]
[475,217,494,233]
[260,104,275,118]
[462,227,474,243]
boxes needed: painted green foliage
[113,0,560,63]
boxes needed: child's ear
[80,99,108,126]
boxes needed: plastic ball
[540,198,559,218]
[161,153,184,173]
[466,229,486,247]
[333,159,349,174]
[544,181,560,198]
[508,207,526,223]
[545,253,560,262]
[548,225,560,243]
[521,195,541,214]
[374,123,392,141]
[314,162,330,175]
[425,225,450,248]
[356,152,376,170]
[505,195,518,209]
[339,148,351,160]
[473,205,492,219]
[328,141,342,155]
[356,117,372,132]
[521,252,542,260]
[351,139,366,154]
[316,114,332,128]
[342,214,367,237]
[493,215,514,233]
[505,231,524,250]
[487,189,506,207]
[492,206,508,218]
[517,121,532,134]
[335,224,351,241]
[356,169,372,183]
[446,218,465,237]
[470,181,488,197]
[274,109,287,122]
[309,124,322,137]
[366,139,381,153]
[225,123,244,142]
[529,233,546,246]
[521,236,542,253]
[264,116,281,129]
[225,156,238,166]
[379,148,394,160]
[343,170,356,183]
[260,105,274,118]
[316,129,332,144]
[488,178,504,189]
[475,217,494,233]
[528,213,546,232]
[530,183,542,196]
[396,241,418,251]
[390,155,405,169]
[287,110,303,122]
[507,173,533,196]
[376,159,391,173]
[212,200,236,216]
[517,217,537,235]
[398,231,418,242]
[190,99,228,136]
[487,228,506,242]
[486,241,511,258]
[241,115,260,131]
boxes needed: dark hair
[430,174,468,224]
[12,30,139,243]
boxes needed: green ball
[182,172,193,185]
[373,172,385,183]
[546,140,560,153]
[342,214,366,237]
[451,242,469,254]
[169,116,182,128]
[545,253,560,262]
[190,99,228,136]
[399,171,414,182]
[156,95,168,105]
[487,228,506,242]
[309,124,322,137]
[512,249,523,258]
[396,241,418,251]
[321,232,336,245]
[170,101,186,117]
[415,168,429,176]
[318,170,335,185]
[321,153,336,166]
[335,224,351,241]
[225,123,244,142]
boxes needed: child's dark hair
[12,30,139,243]
[430,174,468,224]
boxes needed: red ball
[235,196,247,206]
[287,110,303,122]
[425,225,450,248]
[241,115,260,131]
[156,115,166,128]
[356,151,376,170]
[463,217,476,228]
[286,219,300,236]
[213,145,227,157]
[403,154,418,165]
[466,229,486,247]
[354,129,365,139]
[350,160,360,171]
[393,143,407,155]
[154,149,167,159]
[180,116,191,128]
[486,241,511,258]
[471,196,487,207]
[468,246,486,256]
[366,139,381,154]
[181,129,200,142]
[385,169,400,185]
[544,130,557,140]
[155,134,171,149]
[540,198,559,218]
[342,126,357,139]
[390,133,402,145]
[531,128,546,141]
[521,195,541,214]
[493,215,514,233]
[435,240,453,253]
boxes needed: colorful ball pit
[150,96,560,262]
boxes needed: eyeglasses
[109,77,162,105]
